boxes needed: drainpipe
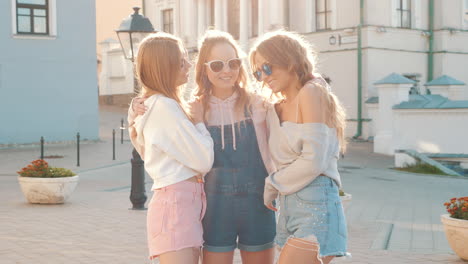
[427,0,434,82]
[353,0,364,139]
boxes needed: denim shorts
[203,185,276,252]
[276,176,348,257]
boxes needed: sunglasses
[205,58,242,73]
[253,63,273,81]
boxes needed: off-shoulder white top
[264,78,342,206]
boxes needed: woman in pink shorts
[128,32,214,263]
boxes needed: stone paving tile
[2,160,466,264]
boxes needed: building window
[228,0,240,39]
[251,0,258,37]
[16,0,49,35]
[396,0,411,28]
[464,0,468,28]
[209,0,215,28]
[315,0,331,31]
[162,9,174,34]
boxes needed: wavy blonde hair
[249,30,347,152]
[135,32,185,104]
[192,30,252,122]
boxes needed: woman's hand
[264,183,279,212]
[132,97,148,116]
[189,100,204,124]
[266,203,278,212]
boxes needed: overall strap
[244,104,253,119]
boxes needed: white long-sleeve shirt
[128,94,214,190]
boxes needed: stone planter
[340,193,352,212]
[18,175,79,204]
[441,214,468,261]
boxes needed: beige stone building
[96,0,140,105]
[100,0,468,142]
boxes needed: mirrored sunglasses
[253,63,273,81]
[205,58,242,73]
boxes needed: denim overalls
[202,114,276,252]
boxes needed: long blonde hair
[193,30,252,122]
[135,32,184,104]
[249,30,347,152]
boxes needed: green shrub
[395,161,448,175]
[47,167,76,178]
[17,159,76,178]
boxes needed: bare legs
[202,248,275,264]
[240,248,275,264]
[202,249,234,264]
[277,237,335,264]
[201,242,334,264]
[158,247,200,264]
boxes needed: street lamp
[116,7,155,62]
[116,7,156,210]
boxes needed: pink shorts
[147,180,206,259]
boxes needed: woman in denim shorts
[250,30,350,264]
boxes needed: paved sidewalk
[0,105,467,264]
[0,104,135,176]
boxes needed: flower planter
[441,214,468,261]
[340,193,352,212]
[18,175,79,204]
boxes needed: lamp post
[116,7,156,210]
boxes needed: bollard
[77,133,80,167]
[40,136,44,160]
[120,118,124,144]
[112,129,116,160]
[130,148,147,210]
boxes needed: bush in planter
[441,197,468,260]
[444,197,468,220]
[17,160,78,204]
[17,159,75,178]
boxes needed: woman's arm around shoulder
[128,97,147,126]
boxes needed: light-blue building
[0,0,98,144]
